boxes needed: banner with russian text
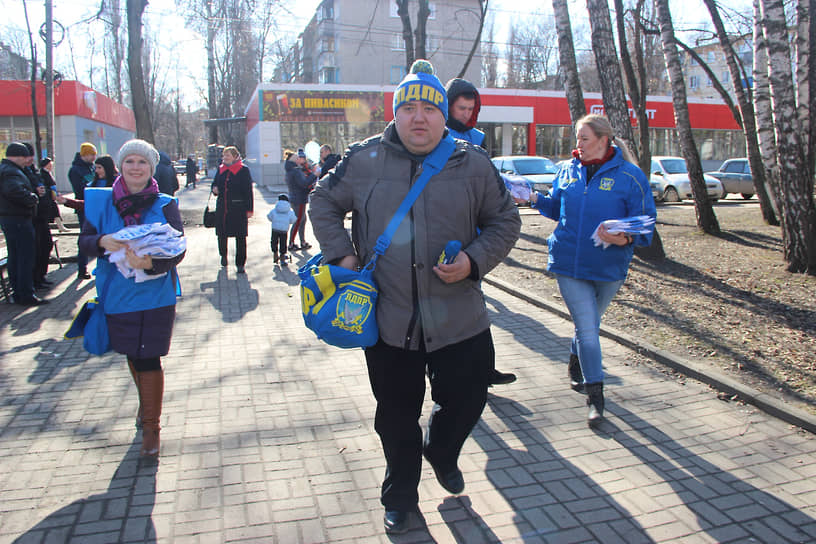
[262,91,385,123]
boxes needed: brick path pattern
[1,184,814,543]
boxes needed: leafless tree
[481,19,499,87]
[127,0,154,141]
[756,0,816,273]
[396,0,430,70]
[455,0,488,78]
[21,0,43,159]
[505,14,558,89]
[655,0,720,234]
[553,0,586,122]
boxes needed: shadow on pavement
[199,268,259,323]
[471,393,655,543]
[12,439,158,543]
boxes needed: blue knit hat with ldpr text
[392,59,448,120]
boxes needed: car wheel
[663,186,680,203]
[741,193,754,199]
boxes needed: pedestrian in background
[33,158,61,289]
[68,142,97,279]
[211,146,254,273]
[266,193,296,265]
[310,60,520,534]
[93,155,119,187]
[522,114,656,426]
[79,139,186,457]
[0,142,46,305]
[185,155,197,188]
[155,151,179,196]
[284,148,316,251]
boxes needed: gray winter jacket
[309,122,521,352]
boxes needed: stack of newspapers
[107,223,186,282]
[591,215,655,248]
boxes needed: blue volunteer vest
[447,126,485,146]
[84,188,178,315]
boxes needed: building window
[707,51,715,63]
[392,34,405,51]
[690,75,700,89]
[320,67,337,84]
[706,77,713,87]
[318,0,334,21]
[321,37,335,52]
[390,65,405,84]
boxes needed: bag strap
[370,134,457,260]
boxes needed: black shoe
[568,353,585,393]
[586,382,604,427]
[488,369,517,386]
[300,242,312,250]
[77,272,91,280]
[423,451,464,494]
[383,510,410,534]
[288,244,300,251]
[16,295,49,306]
[220,256,227,267]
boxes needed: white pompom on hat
[117,139,160,177]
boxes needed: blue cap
[392,60,448,120]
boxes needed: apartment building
[683,38,753,101]
[294,0,482,86]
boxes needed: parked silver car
[491,155,559,194]
[705,158,755,199]
[650,156,724,202]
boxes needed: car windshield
[659,159,687,174]
[514,157,557,175]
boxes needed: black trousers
[33,220,53,282]
[217,235,246,267]
[270,229,287,256]
[364,328,493,510]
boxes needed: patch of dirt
[488,199,816,416]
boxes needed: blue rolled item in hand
[438,240,462,265]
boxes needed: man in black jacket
[68,142,97,279]
[0,142,48,305]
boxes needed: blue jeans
[556,275,625,384]
[0,216,36,301]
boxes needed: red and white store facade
[244,83,742,188]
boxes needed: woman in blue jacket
[521,114,656,426]
[79,139,186,457]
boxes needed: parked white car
[650,156,724,202]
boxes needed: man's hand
[433,251,472,284]
[336,255,360,271]
[246,211,254,219]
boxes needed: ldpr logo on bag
[332,280,375,334]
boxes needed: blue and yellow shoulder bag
[298,135,456,349]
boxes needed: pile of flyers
[591,215,655,248]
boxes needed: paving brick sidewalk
[1,184,814,543]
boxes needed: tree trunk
[552,0,586,124]
[127,0,154,142]
[22,0,42,160]
[759,0,816,273]
[752,0,783,220]
[703,0,779,225]
[396,0,416,70]
[457,0,488,79]
[586,0,636,152]
[414,0,429,60]
[655,0,720,234]
[206,0,218,144]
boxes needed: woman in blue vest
[79,139,186,457]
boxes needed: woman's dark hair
[94,155,119,186]
[39,157,52,169]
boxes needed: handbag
[203,192,216,228]
[298,135,456,349]
[64,268,115,355]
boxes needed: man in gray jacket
[309,60,521,534]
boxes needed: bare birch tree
[127,0,154,141]
[757,0,816,273]
[586,0,636,154]
[702,0,778,225]
[553,0,586,123]
[655,0,720,234]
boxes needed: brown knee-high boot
[126,359,143,428]
[138,369,164,457]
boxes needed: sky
[0,0,752,110]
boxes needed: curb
[484,275,816,434]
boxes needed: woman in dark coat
[33,158,61,288]
[79,139,186,457]
[185,155,197,188]
[211,146,254,273]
